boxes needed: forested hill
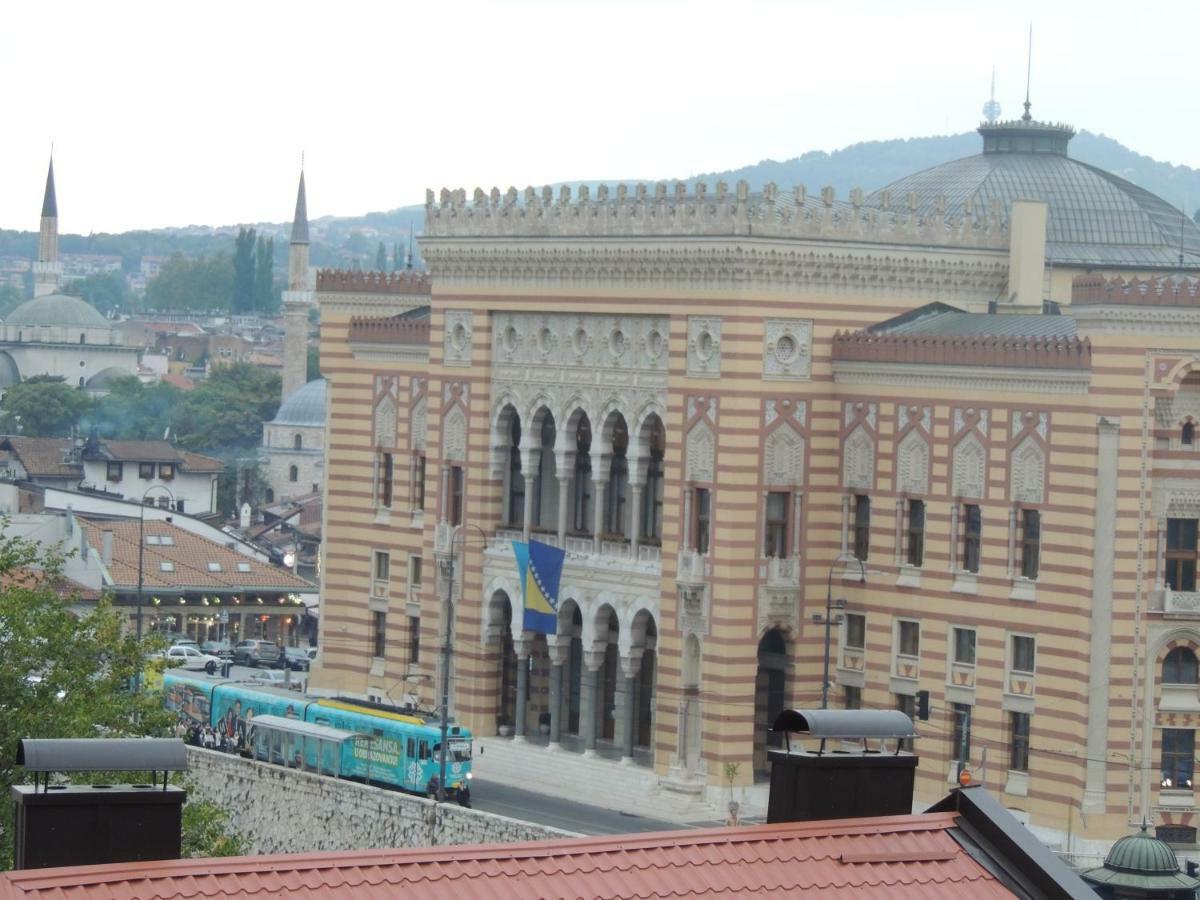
[2,130,1196,269]
[688,130,1200,219]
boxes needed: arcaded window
[1163,647,1199,685]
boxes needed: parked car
[232,640,280,668]
[280,647,310,672]
[170,638,200,651]
[241,669,301,691]
[163,645,221,674]
[201,641,233,659]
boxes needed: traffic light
[916,690,930,721]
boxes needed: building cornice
[1071,305,1200,336]
[348,342,429,364]
[831,360,1092,394]
[318,294,428,318]
[420,237,1010,299]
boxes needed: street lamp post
[136,485,175,689]
[816,556,866,709]
[434,522,488,803]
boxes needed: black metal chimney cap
[17,738,188,773]
[772,709,916,740]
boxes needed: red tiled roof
[0,436,79,479]
[76,516,312,593]
[0,814,1018,899]
[160,373,196,391]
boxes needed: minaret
[281,169,312,402]
[33,157,63,297]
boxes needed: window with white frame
[1011,634,1035,674]
[906,499,925,567]
[897,619,920,658]
[1019,509,1040,580]
[764,491,789,558]
[853,494,871,561]
[962,504,982,573]
[844,613,866,651]
[952,627,976,666]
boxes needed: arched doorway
[632,611,658,750]
[754,628,788,776]
[597,605,620,742]
[680,634,703,774]
[560,602,583,736]
[487,590,518,734]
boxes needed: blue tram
[162,671,473,803]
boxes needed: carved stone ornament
[952,432,986,499]
[411,395,428,452]
[763,319,813,380]
[686,421,716,483]
[687,317,722,378]
[764,424,805,487]
[842,425,875,490]
[443,310,474,367]
[895,429,930,495]
[373,395,397,449]
[1009,436,1046,504]
[443,405,467,462]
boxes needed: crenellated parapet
[831,330,1092,370]
[347,314,430,346]
[316,269,433,296]
[1073,274,1200,306]
[423,181,1008,250]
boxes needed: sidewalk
[471,735,770,827]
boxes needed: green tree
[145,253,234,312]
[0,531,172,868]
[343,231,369,257]
[0,284,24,319]
[171,362,280,452]
[216,456,270,517]
[180,790,245,857]
[306,344,320,382]
[0,379,91,436]
[392,242,401,271]
[253,235,274,313]
[232,228,256,313]
[62,272,130,316]
[375,242,387,271]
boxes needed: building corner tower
[33,157,63,298]
[281,169,312,401]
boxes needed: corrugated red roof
[0,813,1018,899]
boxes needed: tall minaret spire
[282,166,313,402]
[34,155,63,297]
[1022,24,1033,122]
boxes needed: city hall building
[311,112,1200,849]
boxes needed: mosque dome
[272,377,327,427]
[865,117,1200,269]
[4,293,110,329]
[1081,823,1200,895]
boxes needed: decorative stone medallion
[443,310,473,367]
[763,319,813,380]
[687,317,722,377]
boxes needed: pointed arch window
[606,420,629,536]
[531,416,556,529]
[1184,422,1195,446]
[1164,647,1199,685]
[640,419,665,543]
[506,417,523,527]
[573,420,592,533]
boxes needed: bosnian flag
[512,539,565,635]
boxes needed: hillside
[3,129,1196,274]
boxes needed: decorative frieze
[686,421,716,483]
[443,310,474,367]
[952,433,987,499]
[686,317,722,378]
[1010,436,1046,505]
[763,319,813,381]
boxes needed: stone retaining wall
[184,747,578,855]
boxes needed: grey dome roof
[4,293,110,329]
[865,120,1200,269]
[273,377,327,427]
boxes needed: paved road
[470,777,695,835]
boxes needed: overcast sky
[2,0,1196,234]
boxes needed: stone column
[840,494,850,558]
[521,450,536,542]
[592,478,607,555]
[1006,506,1018,577]
[547,637,567,749]
[894,498,904,567]
[556,473,571,547]
[949,504,960,572]
[1154,517,1167,592]
[580,650,604,756]
[629,482,643,555]
[514,641,531,742]
[620,651,643,763]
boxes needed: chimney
[766,709,918,824]
[1007,199,1048,309]
[101,530,114,565]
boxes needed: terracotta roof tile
[0,814,1021,899]
[1,436,79,479]
[76,516,311,593]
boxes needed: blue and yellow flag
[512,539,565,635]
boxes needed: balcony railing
[676,549,708,587]
[1164,589,1200,616]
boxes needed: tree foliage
[253,235,275,313]
[145,253,234,311]
[62,272,130,316]
[86,375,181,440]
[172,362,280,451]
[232,228,256,313]
[0,379,91,436]
[0,530,172,868]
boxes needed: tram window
[419,741,430,760]
[373,728,384,737]
[407,738,415,757]
[314,717,331,727]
